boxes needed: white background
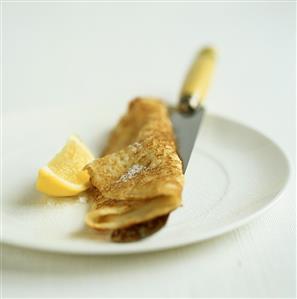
[2,2,296,298]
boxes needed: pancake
[84,98,184,241]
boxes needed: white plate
[2,105,290,255]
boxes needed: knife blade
[171,106,204,172]
[171,47,216,173]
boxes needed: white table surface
[2,2,296,298]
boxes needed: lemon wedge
[36,135,94,197]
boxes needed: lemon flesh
[36,135,94,197]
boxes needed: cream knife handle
[179,47,216,113]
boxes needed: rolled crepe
[85,98,184,236]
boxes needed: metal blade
[170,106,205,173]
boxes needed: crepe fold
[84,98,184,233]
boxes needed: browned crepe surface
[85,98,184,240]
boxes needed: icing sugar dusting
[79,196,87,204]
[118,164,145,182]
[129,142,142,153]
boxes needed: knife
[171,47,216,172]
[111,47,216,242]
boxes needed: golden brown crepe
[84,98,184,239]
